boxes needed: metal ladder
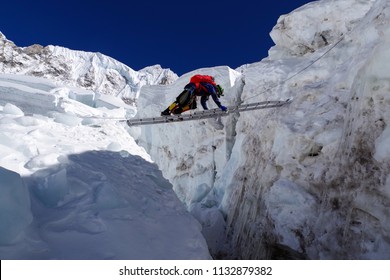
[125,100,291,126]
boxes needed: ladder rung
[125,100,291,126]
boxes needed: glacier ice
[0,167,32,245]
[0,73,210,259]
[133,0,390,259]
[2,0,390,260]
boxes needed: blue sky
[1,0,314,75]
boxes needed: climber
[161,74,227,116]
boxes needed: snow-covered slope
[0,32,178,101]
[133,0,390,259]
[2,0,390,261]
[0,73,210,259]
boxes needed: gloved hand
[220,105,227,112]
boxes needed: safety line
[243,36,345,103]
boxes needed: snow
[0,167,32,245]
[374,126,390,162]
[3,103,24,116]
[0,73,210,259]
[0,34,179,100]
[2,0,390,261]
[68,88,95,107]
[132,0,390,259]
[269,0,375,57]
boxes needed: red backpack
[190,75,217,87]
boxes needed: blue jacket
[185,82,222,110]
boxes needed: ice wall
[0,73,211,260]
[132,66,242,256]
[221,0,390,259]
[133,66,243,207]
[135,0,390,259]
[0,167,32,245]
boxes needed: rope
[242,36,346,103]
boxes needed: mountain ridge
[0,31,178,101]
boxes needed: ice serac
[0,32,178,101]
[0,167,32,246]
[131,66,243,256]
[269,0,375,57]
[0,73,211,260]
[223,0,390,259]
[134,66,243,207]
[135,0,390,259]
